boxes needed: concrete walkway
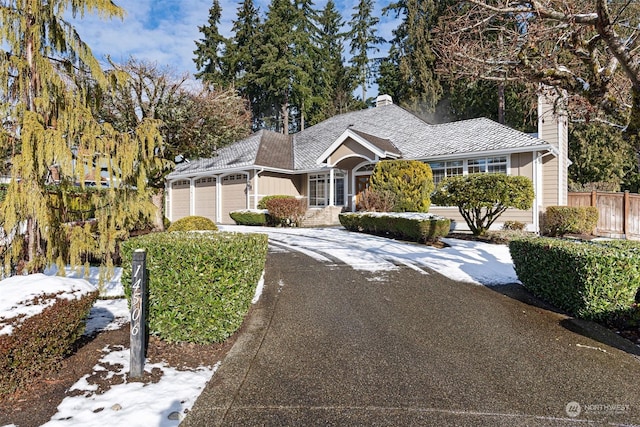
[183,249,640,426]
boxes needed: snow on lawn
[41,347,219,427]
[220,225,520,286]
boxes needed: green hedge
[167,215,218,232]
[229,209,269,226]
[544,206,598,236]
[339,212,450,243]
[509,237,640,320]
[121,231,268,344]
[0,290,98,395]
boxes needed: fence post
[624,191,630,238]
[130,249,148,378]
[591,190,597,207]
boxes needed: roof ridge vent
[376,94,393,107]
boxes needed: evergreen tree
[256,0,308,134]
[193,0,229,88]
[380,0,445,114]
[310,0,360,124]
[0,0,164,273]
[348,0,384,102]
[224,0,264,130]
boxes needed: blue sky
[71,0,399,81]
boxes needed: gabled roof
[167,103,552,179]
[317,128,401,166]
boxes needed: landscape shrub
[432,174,534,236]
[370,160,434,212]
[509,237,640,320]
[121,231,268,344]
[356,188,396,212]
[339,212,450,243]
[543,206,598,236]
[502,221,526,231]
[265,197,307,227]
[229,209,269,226]
[0,289,98,395]
[167,215,218,232]
[257,195,294,210]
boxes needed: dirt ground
[0,326,236,427]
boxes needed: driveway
[183,227,640,426]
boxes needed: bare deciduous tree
[436,0,640,133]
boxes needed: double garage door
[170,174,247,224]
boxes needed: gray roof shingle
[168,103,550,178]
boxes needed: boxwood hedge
[339,212,450,243]
[121,231,268,344]
[509,237,640,320]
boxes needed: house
[165,92,568,233]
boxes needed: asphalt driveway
[183,230,640,426]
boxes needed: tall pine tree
[348,0,384,102]
[193,0,229,88]
[224,0,263,130]
[0,0,164,273]
[380,0,444,114]
[310,0,359,124]
[256,0,308,134]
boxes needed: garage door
[221,174,247,224]
[171,179,191,221]
[194,177,217,221]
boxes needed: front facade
[166,94,568,232]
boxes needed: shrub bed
[0,282,98,395]
[509,237,640,320]
[229,209,269,226]
[121,231,268,344]
[339,212,450,243]
[543,206,598,236]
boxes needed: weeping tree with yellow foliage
[0,1,165,275]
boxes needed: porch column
[328,169,335,206]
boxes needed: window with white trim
[308,172,345,207]
[430,156,508,184]
[430,161,463,185]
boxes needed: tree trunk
[281,94,289,135]
[151,188,165,231]
[498,81,505,124]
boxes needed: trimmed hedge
[509,237,640,320]
[339,212,450,243]
[544,206,598,236]
[229,209,269,226]
[121,231,268,344]
[167,215,218,232]
[0,289,98,395]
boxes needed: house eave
[419,145,556,162]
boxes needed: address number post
[130,249,148,378]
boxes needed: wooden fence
[567,191,640,240]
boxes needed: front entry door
[354,175,371,209]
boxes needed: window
[430,156,508,184]
[429,161,463,185]
[308,171,345,207]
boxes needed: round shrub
[370,160,434,212]
[167,216,218,232]
[257,195,295,210]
